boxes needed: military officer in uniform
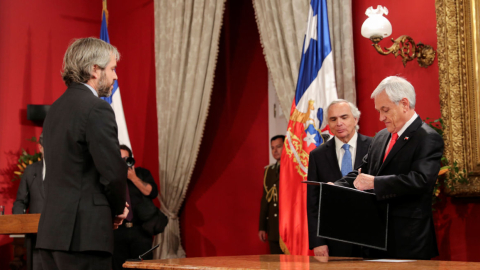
[258,135,284,254]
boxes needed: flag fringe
[279,236,291,255]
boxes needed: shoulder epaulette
[264,163,277,169]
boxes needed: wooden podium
[0,214,40,234]
[123,255,480,270]
[0,214,40,270]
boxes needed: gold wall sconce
[361,5,436,68]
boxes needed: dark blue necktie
[341,144,352,176]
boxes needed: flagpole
[103,0,109,26]
[99,0,133,152]
[279,0,338,255]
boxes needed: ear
[91,65,101,79]
[37,144,44,155]
[401,98,410,111]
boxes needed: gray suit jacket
[13,161,45,214]
[36,83,127,254]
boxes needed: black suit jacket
[13,161,45,214]
[336,116,444,259]
[36,83,127,254]
[307,133,372,256]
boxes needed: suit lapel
[325,139,343,180]
[379,117,423,174]
[371,131,390,175]
[354,134,368,168]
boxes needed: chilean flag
[100,10,133,152]
[279,0,337,255]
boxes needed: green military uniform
[259,162,283,254]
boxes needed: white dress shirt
[334,132,358,170]
[42,159,46,181]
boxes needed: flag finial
[102,0,109,27]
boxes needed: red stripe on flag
[279,100,314,256]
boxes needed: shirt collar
[81,83,98,97]
[42,158,46,181]
[395,112,418,137]
[334,131,358,151]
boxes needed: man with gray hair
[335,76,444,259]
[307,99,372,257]
[36,37,129,269]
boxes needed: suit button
[273,184,276,187]
[266,217,269,220]
[274,214,277,217]
[274,203,277,207]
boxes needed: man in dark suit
[113,145,159,269]
[258,135,284,254]
[13,133,45,270]
[36,37,129,270]
[307,100,372,257]
[13,133,45,214]
[335,76,444,259]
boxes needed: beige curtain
[253,1,308,120]
[153,0,226,259]
[326,0,356,103]
[253,0,356,116]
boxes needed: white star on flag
[303,131,317,147]
[303,5,317,54]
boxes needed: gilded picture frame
[436,0,480,196]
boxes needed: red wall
[180,0,270,257]
[182,0,480,261]
[2,0,480,264]
[352,0,441,136]
[353,0,480,262]
[0,0,158,267]
[108,1,159,180]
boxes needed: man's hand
[327,182,335,185]
[353,168,374,191]
[258,230,267,242]
[313,245,329,257]
[127,167,138,181]
[127,167,153,196]
[113,202,129,230]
